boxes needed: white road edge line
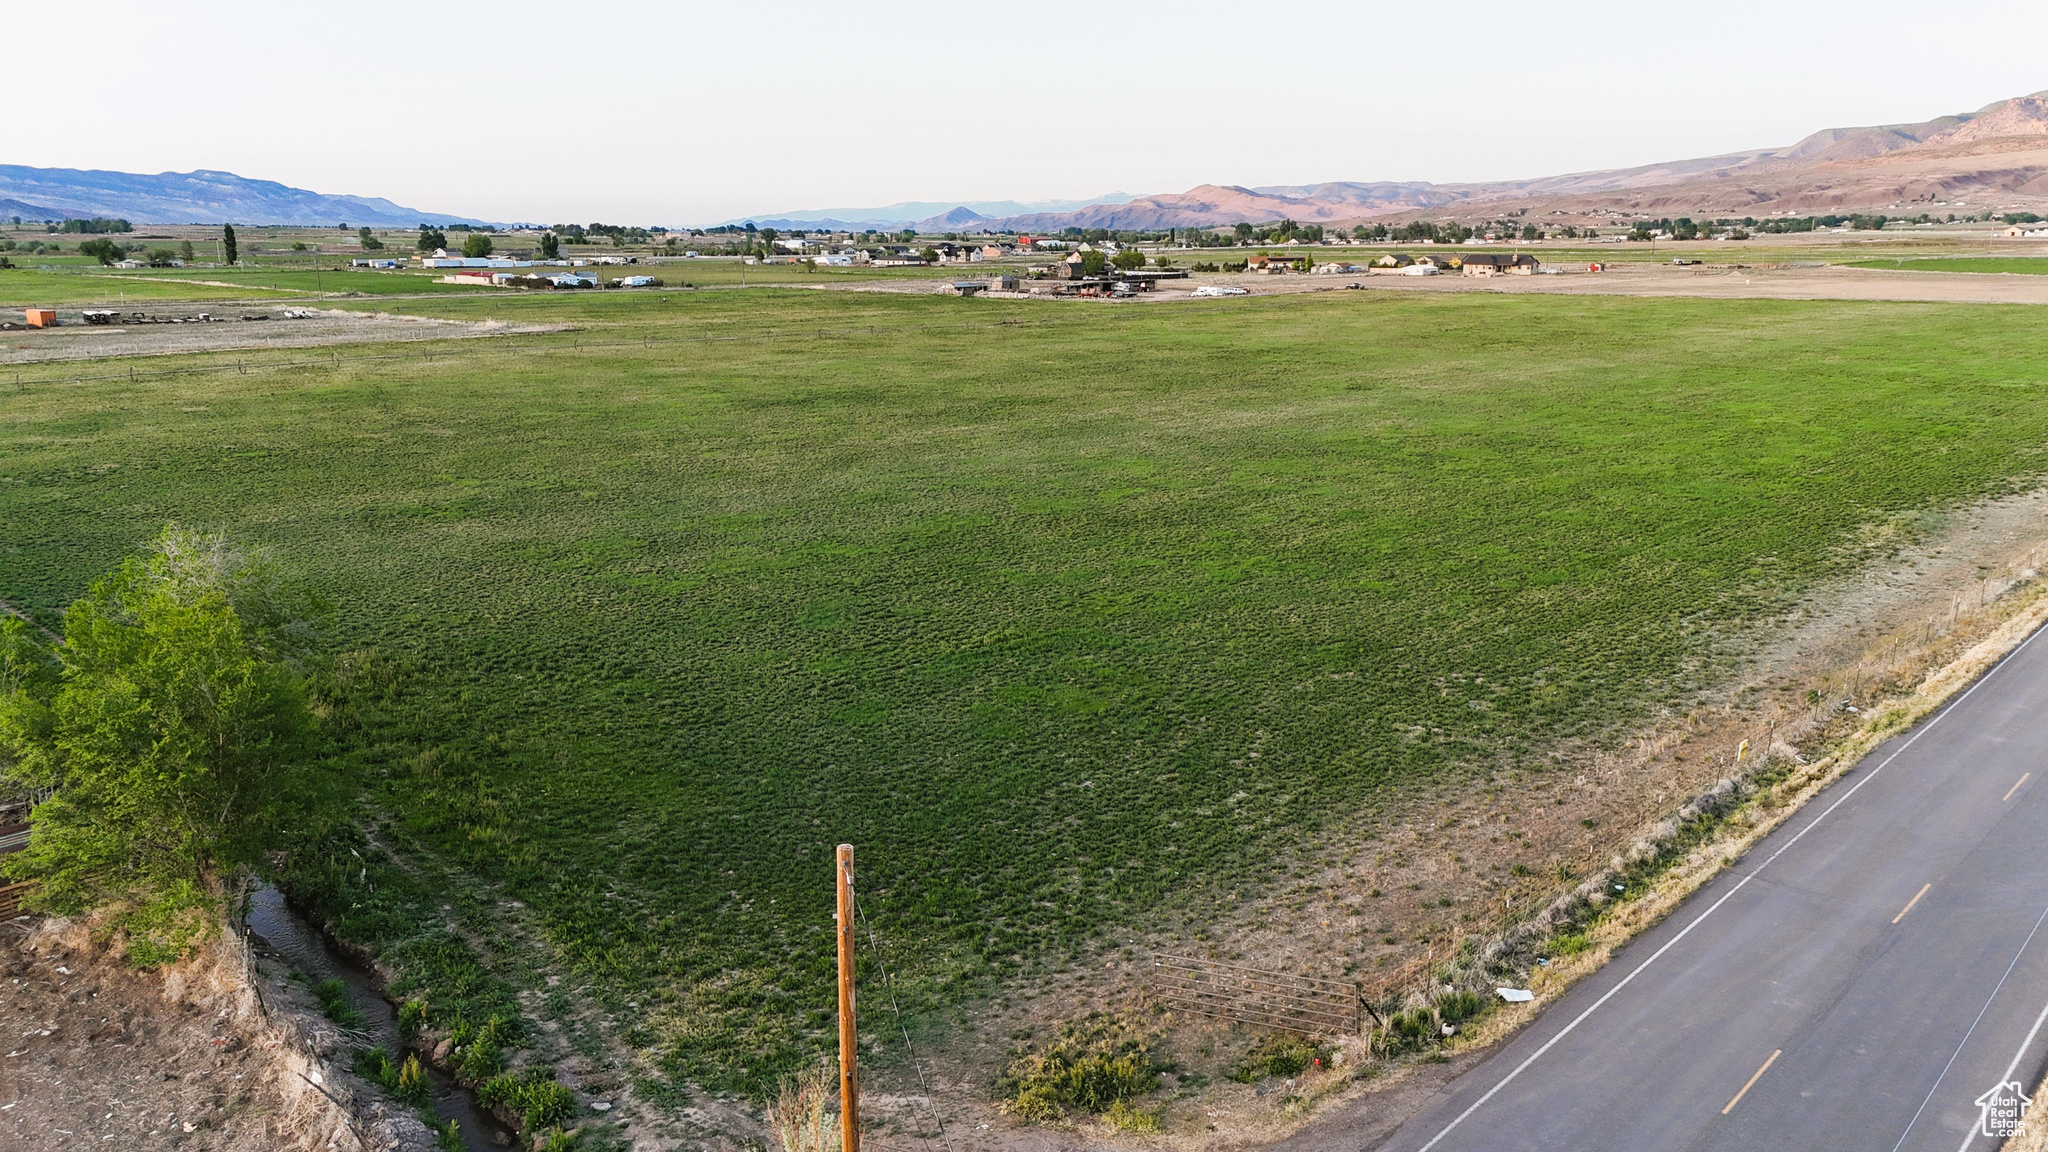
[1950,996,2048,1152]
[1890,894,2048,1151]
[1410,620,2048,1152]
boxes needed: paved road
[1375,622,2048,1152]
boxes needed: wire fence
[1156,541,2048,1032]
[853,893,956,1152]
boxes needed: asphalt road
[1375,622,2048,1152]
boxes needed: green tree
[418,225,447,253]
[461,232,494,258]
[1079,250,1109,277]
[221,224,238,265]
[537,232,560,260]
[919,246,941,264]
[77,238,124,265]
[178,240,195,264]
[0,529,326,964]
[1111,248,1145,271]
[358,226,385,251]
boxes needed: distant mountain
[0,196,68,222]
[0,165,489,227]
[960,89,2048,231]
[722,192,1134,231]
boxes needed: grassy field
[1846,256,2048,274]
[6,288,2048,1094]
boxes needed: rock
[432,1037,454,1062]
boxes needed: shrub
[998,1015,1159,1123]
[397,997,429,1036]
[480,1069,576,1129]
[395,1054,432,1105]
[314,978,366,1029]
[1227,1034,1321,1082]
[1435,990,1485,1026]
[1102,1099,1161,1132]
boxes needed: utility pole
[837,843,859,1152]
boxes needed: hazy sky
[8,0,2044,225]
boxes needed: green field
[6,289,2048,1093]
[1847,256,2048,274]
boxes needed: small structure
[82,310,119,325]
[941,281,987,296]
[24,309,56,328]
[987,274,1019,291]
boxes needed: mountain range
[13,90,2048,234]
[0,166,487,227]
[719,193,1136,232]
[899,90,2048,233]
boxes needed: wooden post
[837,843,859,1152]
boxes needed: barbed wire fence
[1151,541,2048,1037]
[853,893,956,1152]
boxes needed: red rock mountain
[974,91,2048,231]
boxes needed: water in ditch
[245,885,510,1150]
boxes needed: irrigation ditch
[243,885,511,1151]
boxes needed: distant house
[1375,253,1414,267]
[1246,253,1306,273]
[1460,253,1540,276]
[2001,224,2048,238]
[940,281,986,296]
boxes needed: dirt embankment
[0,915,431,1152]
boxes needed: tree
[1520,225,1541,241]
[221,224,238,266]
[358,226,384,252]
[417,225,447,253]
[146,248,178,268]
[178,240,195,264]
[538,232,560,260]
[919,246,941,264]
[0,529,326,964]
[1079,250,1109,277]
[77,238,124,265]
[461,232,494,259]
[1111,248,1146,271]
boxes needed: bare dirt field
[0,308,563,366]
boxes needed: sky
[6,0,2046,226]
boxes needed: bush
[1102,1099,1161,1132]
[314,978,366,1029]
[1435,990,1485,1026]
[998,1015,1159,1123]
[1388,1008,1435,1046]
[480,1069,576,1129]
[397,997,429,1036]
[1228,1033,1321,1082]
